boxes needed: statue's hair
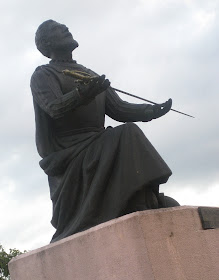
[35,19,56,58]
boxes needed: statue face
[47,21,79,53]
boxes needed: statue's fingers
[153,104,162,117]
[97,75,106,84]
[90,75,104,89]
[164,98,172,112]
[89,77,99,87]
[102,79,110,89]
[161,99,172,115]
[159,99,172,108]
[167,98,172,108]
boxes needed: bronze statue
[31,20,179,243]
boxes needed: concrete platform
[9,206,219,280]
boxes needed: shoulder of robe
[31,64,52,80]
[35,64,51,73]
[30,65,52,89]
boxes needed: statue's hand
[152,98,172,119]
[78,75,110,100]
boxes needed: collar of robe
[50,59,77,64]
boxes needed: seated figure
[31,20,178,243]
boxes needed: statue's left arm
[105,87,172,122]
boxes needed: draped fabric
[30,60,172,242]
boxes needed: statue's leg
[122,185,180,215]
[122,185,159,214]
[145,185,159,209]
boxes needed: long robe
[30,60,172,242]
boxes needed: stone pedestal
[9,206,219,280]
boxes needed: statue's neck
[50,51,73,62]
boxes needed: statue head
[35,20,78,58]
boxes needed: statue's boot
[158,193,180,208]
[123,185,180,215]
[123,185,159,214]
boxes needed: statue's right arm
[30,68,85,119]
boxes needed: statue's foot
[122,189,180,216]
[123,186,159,214]
[125,189,148,213]
[158,193,180,208]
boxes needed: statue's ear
[40,39,52,58]
[42,39,51,47]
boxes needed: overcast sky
[1,0,219,252]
